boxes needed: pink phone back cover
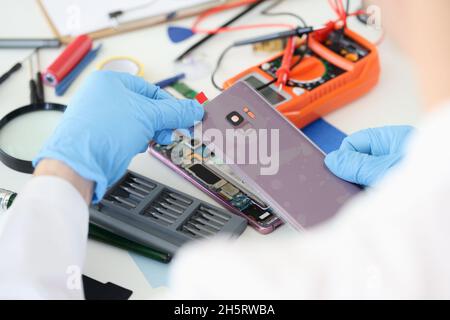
[200,82,361,230]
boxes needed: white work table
[0,0,422,299]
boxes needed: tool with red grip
[43,35,92,87]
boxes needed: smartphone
[150,139,283,234]
[191,81,361,230]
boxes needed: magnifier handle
[29,79,39,105]
[36,72,45,103]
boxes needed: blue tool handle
[155,73,186,89]
[56,45,102,96]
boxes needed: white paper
[41,0,218,36]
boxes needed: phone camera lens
[226,111,244,127]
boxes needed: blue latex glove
[33,71,204,202]
[324,126,415,187]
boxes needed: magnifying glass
[0,51,67,174]
[0,103,66,174]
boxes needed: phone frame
[149,143,283,234]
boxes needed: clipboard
[37,0,231,44]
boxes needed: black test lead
[174,0,267,62]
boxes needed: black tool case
[90,171,248,255]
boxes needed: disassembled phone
[157,82,283,234]
[152,82,361,231]
[224,27,380,128]
[150,140,283,234]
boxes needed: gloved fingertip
[180,99,205,120]
[176,128,192,139]
[324,151,339,170]
[154,86,174,100]
[339,129,372,153]
[154,130,175,145]
[154,128,192,145]
[324,150,368,186]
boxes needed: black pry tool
[0,50,35,87]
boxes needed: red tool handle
[44,35,92,86]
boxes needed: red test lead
[276,36,296,90]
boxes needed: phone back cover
[200,82,361,230]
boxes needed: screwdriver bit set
[89,171,248,255]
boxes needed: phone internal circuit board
[151,137,282,231]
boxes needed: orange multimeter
[224,27,381,128]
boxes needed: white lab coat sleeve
[170,104,450,299]
[0,176,88,299]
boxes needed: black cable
[210,0,309,91]
[356,1,370,25]
[176,0,267,62]
[261,0,307,27]
[256,79,277,91]
[109,0,159,20]
[211,44,235,91]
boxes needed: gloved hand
[324,126,415,187]
[33,71,204,202]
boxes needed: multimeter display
[244,76,288,104]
